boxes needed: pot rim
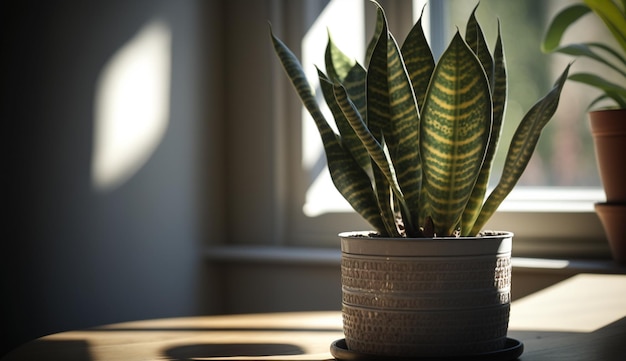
[339,230,513,257]
[595,202,626,213]
[338,230,514,240]
[589,108,626,115]
[589,109,626,136]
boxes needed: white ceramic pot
[340,231,513,357]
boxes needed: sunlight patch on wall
[92,19,172,192]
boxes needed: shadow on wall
[1,0,212,356]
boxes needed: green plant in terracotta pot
[543,0,626,262]
[271,1,569,358]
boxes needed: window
[271,0,608,258]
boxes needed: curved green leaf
[586,42,626,66]
[555,43,626,77]
[542,4,591,53]
[588,93,626,109]
[420,32,492,236]
[584,0,626,54]
[569,72,626,101]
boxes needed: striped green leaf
[332,83,400,197]
[462,22,507,235]
[324,31,354,82]
[343,63,368,121]
[387,33,422,235]
[341,63,371,171]
[317,70,370,173]
[465,4,494,87]
[367,6,391,144]
[420,32,492,236]
[270,28,387,234]
[333,82,406,236]
[470,63,571,235]
[323,36,370,170]
[365,6,385,67]
[400,9,435,109]
[373,160,399,237]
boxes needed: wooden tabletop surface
[3,273,625,361]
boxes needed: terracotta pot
[339,231,513,357]
[595,202,626,264]
[589,109,626,202]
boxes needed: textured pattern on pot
[340,231,512,357]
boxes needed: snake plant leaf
[386,33,422,234]
[318,70,371,173]
[465,4,494,88]
[270,28,387,234]
[541,4,591,53]
[400,9,435,109]
[341,64,373,173]
[324,31,355,82]
[462,21,507,236]
[366,3,386,67]
[367,6,392,144]
[421,31,492,237]
[584,0,626,54]
[324,43,370,165]
[270,30,337,150]
[343,63,368,120]
[332,82,401,196]
[470,63,571,235]
[333,81,408,236]
[373,157,400,237]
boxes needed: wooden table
[3,273,625,360]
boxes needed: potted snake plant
[272,2,569,358]
[542,0,626,262]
